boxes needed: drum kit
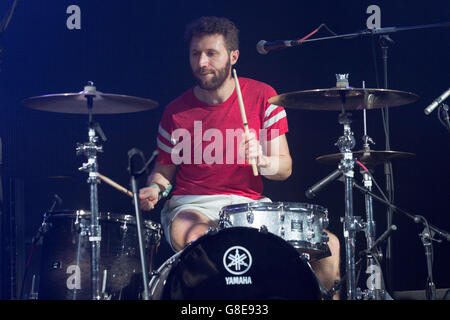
[21,73,439,300]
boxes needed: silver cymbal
[316,149,416,167]
[22,91,159,114]
[268,88,419,111]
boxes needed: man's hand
[139,185,160,211]
[240,132,270,168]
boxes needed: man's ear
[230,50,239,65]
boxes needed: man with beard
[139,16,341,298]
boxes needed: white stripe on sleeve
[263,110,286,129]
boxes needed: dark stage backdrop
[0,0,449,299]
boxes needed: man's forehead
[190,33,226,51]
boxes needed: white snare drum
[219,202,330,260]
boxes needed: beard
[193,58,232,91]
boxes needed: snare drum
[149,227,322,300]
[219,202,330,260]
[38,210,162,300]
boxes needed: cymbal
[22,91,159,114]
[268,88,419,111]
[316,150,415,167]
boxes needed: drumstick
[98,173,156,211]
[98,173,133,198]
[233,69,259,176]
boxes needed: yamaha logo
[223,246,252,275]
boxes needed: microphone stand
[348,179,450,300]
[294,22,450,46]
[127,148,158,300]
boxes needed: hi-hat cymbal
[22,91,159,114]
[268,88,419,111]
[316,149,415,167]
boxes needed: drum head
[159,227,321,300]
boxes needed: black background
[0,0,449,299]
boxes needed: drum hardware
[19,194,62,299]
[101,270,112,300]
[28,274,38,300]
[22,86,161,300]
[259,225,269,234]
[438,103,450,133]
[347,178,450,300]
[271,73,424,299]
[334,84,359,300]
[72,81,108,300]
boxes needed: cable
[295,23,338,44]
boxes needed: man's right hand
[139,185,160,211]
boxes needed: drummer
[139,16,340,298]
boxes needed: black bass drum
[149,227,322,300]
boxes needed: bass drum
[149,227,322,300]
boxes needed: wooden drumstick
[233,68,259,176]
[98,173,133,198]
[98,173,156,210]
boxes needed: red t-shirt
[156,77,288,200]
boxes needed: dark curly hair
[184,16,239,52]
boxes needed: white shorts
[160,194,272,251]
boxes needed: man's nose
[198,52,209,68]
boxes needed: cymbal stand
[76,82,105,300]
[358,89,386,300]
[335,75,361,299]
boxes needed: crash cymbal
[22,91,159,114]
[268,88,419,111]
[316,150,415,167]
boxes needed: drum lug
[205,226,219,235]
[322,215,329,229]
[307,214,315,225]
[219,211,232,228]
[259,225,269,234]
[321,231,329,243]
[150,270,160,278]
[280,226,285,238]
[246,211,254,224]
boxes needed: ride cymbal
[269,88,419,111]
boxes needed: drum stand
[357,135,388,300]
[335,109,362,300]
[76,82,106,300]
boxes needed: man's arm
[139,161,176,211]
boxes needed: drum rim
[221,201,328,214]
[47,209,161,230]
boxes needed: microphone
[256,39,300,55]
[424,87,450,115]
[305,168,343,199]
